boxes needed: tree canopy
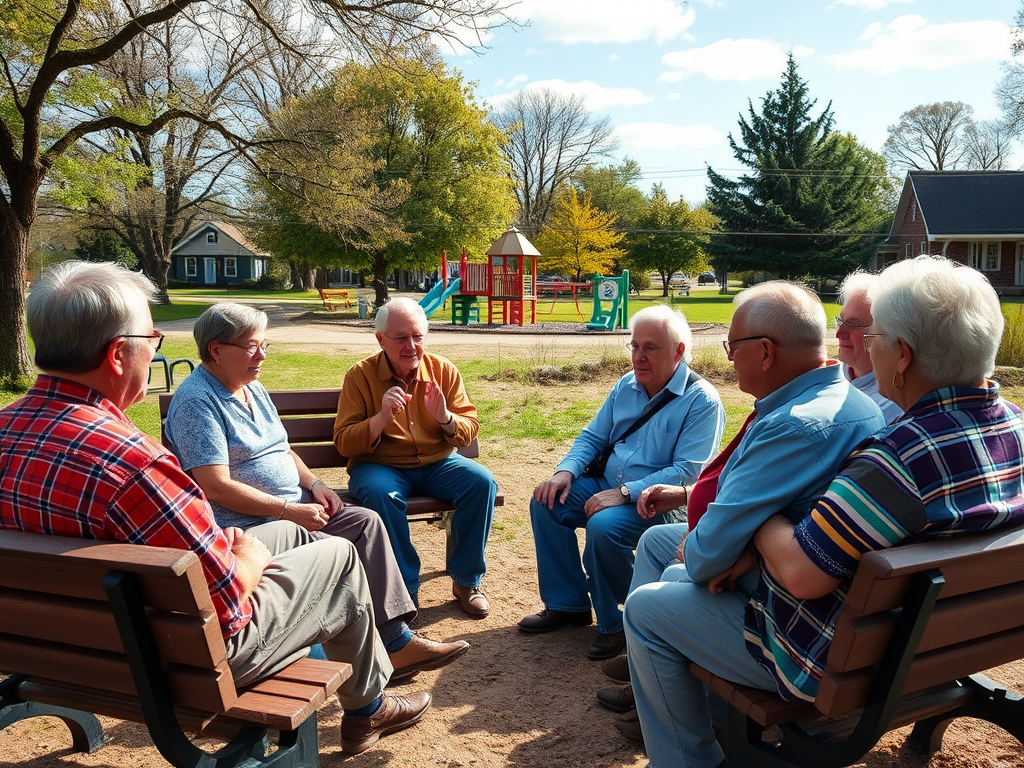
[705,55,892,281]
[534,185,625,281]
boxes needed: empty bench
[317,289,351,310]
[0,528,352,768]
[692,525,1024,767]
[158,389,504,553]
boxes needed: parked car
[698,271,717,285]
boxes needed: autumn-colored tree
[534,186,626,282]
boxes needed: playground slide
[587,290,622,330]
[420,277,461,316]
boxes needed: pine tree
[706,55,890,280]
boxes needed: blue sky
[444,0,1020,203]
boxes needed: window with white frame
[185,257,196,277]
[968,242,1001,272]
[207,231,218,244]
[920,241,928,255]
[224,257,237,277]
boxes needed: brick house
[171,221,270,286]
[876,171,1024,294]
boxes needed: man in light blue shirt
[519,306,725,661]
[618,282,885,766]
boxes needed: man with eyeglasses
[519,305,725,661]
[1,262,430,754]
[834,271,903,423]
[609,281,885,765]
[334,297,498,618]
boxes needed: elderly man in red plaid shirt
[0,261,428,755]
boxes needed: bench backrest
[0,528,237,714]
[159,388,479,468]
[815,525,1024,718]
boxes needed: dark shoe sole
[517,613,593,634]
[390,642,470,680]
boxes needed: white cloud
[615,122,723,151]
[607,53,620,63]
[829,0,914,9]
[509,0,696,44]
[506,74,528,89]
[485,78,652,111]
[666,92,682,100]
[828,16,1012,74]
[660,38,805,82]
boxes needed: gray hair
[375,297,428,334]
[629,305,693,364]
[27,260,156,374]
[193,303,268,363]
[838,270,879,306]
[869,256,1002,386]
[734,281,826,350]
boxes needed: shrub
[997,305,1024,368]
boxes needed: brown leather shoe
[614,711,644,747]
[388,634,470,681]
[601,654,630,683]
[596,684,635,713]
[341,691,431,754]
[452,583,490,618]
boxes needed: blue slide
[419,277,461,316]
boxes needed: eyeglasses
[223,340,270,356]
[626,342,663,357]
[382,332,426,345]
[722,335,774,360]
[833,316,868,333]
[121,330,165,353]
[862,333,887,350]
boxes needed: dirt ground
[3,313,1023,768]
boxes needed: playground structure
[586,270,630,331]
[418,225,628,331]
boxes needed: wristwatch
[619,484,631,501]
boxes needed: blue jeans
[529,475,666,634]
[348,454,497,596]
[623,527,777,768]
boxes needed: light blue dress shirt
[683,363,885,584]
[555,361,726,498]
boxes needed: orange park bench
[692,525,1024,767]
[0,528,352,768]
[158,389,504,556]
[317,288,352,310]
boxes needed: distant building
[877,171,1024,293]
[171,222,270,285]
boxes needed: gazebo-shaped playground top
[484,226,539,325]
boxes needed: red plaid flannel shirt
[0,376,252,638]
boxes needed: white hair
[838,270,879,306]
[869,256,1002,386]
[734,281,826,350]
[193,304,268,363]
[629,305,693,363]
[375,297,428,334]
[27,261,155,374]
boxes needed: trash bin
[358,296,371,319]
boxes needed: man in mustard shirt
[334,297,497,617]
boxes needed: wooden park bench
[691,525,1024,767]
[0,527,352,768]
[317,288,351,310]
[158,389,504,555]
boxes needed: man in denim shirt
[519,305,725,660]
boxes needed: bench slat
[827,581,1024,673]
[815,626,1024,718]
[0,637,236,713]
[0,589,224,667]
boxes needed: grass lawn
[166,287,322,302]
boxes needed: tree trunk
[289,260,302,290]
[0,218,35,384]
[314,269,328,289]
[661,271,670,297]
[136,241,171,306]
[301,261,314,293]
[371,254,390,306]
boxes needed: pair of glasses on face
[862,333,887,350]
[833,316,868,333]
[625,342,663,357]
[223,340,271,356]
[721,335,778,360]
[121,330,165,353]
[382,332,426,345]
